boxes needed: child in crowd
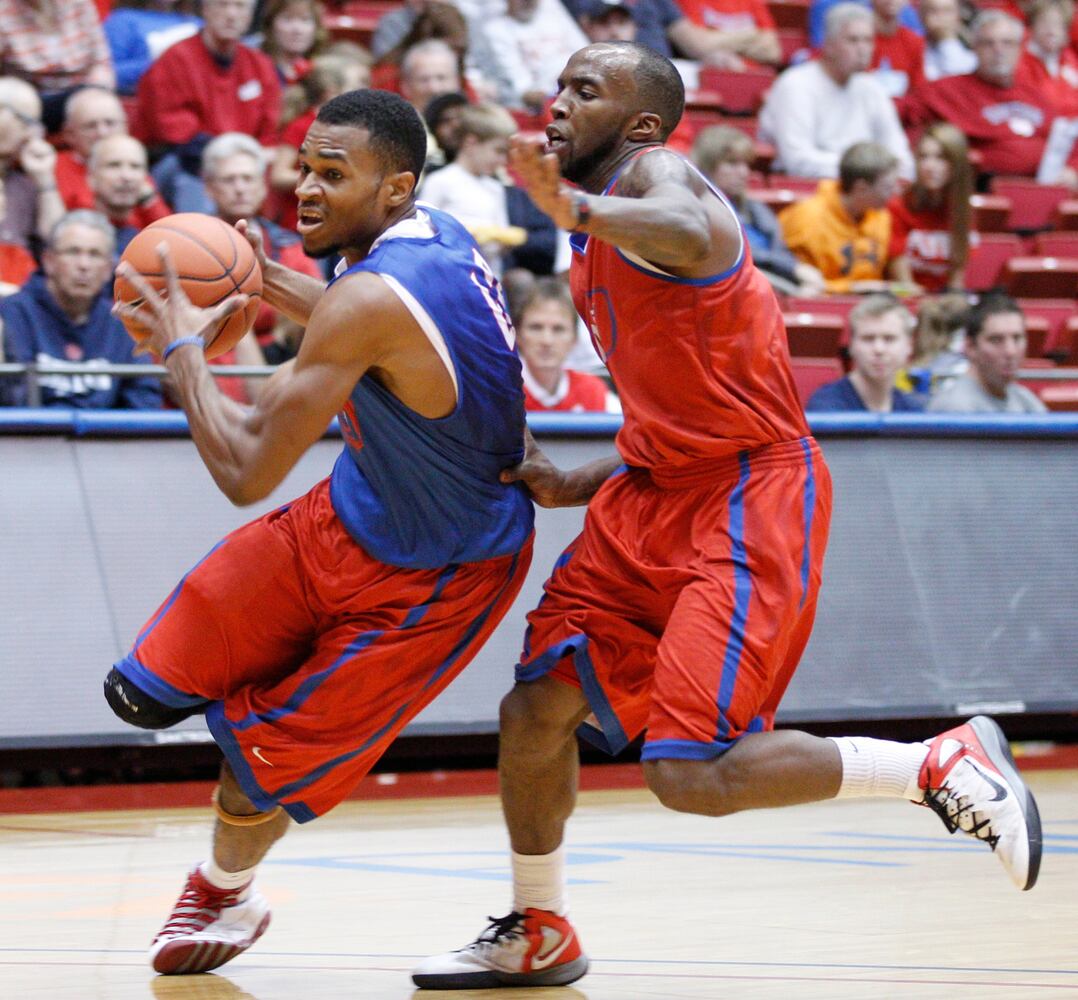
[512,277,620,413]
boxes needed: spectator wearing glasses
[0,210,162,409]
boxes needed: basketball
[115,213,262,360]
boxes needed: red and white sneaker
[918,715,1042,891]
[149,868,271,975]
[412,908,588,989]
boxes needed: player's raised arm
[117,248,414,506]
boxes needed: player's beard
[562,131,624,187]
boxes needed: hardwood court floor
[1,770,1076,1000]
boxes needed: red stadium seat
[324,12,377,45]
[768,0,810,29]
[784,295,860,322]
[1023,315,1052,358]
[1018,298,1076,347]
[965,233,1025,291]
[1053,199,1078,230]
[1051,316,1078,363]
[782,312,845,357]
[1019,370,1078,410]
[778,29,810,64]
[697,68,776,115]
[789,357,843,405]
[1035,232,1078,257]
[988,177,1073,231]
[970,194,1012,233]
[1002,256,1078,298]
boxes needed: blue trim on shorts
[227,564,460,732]
[132,539,227,652]
[798,437,816,610]
[643,715,765,761]
[218,549,525,822]
[714,452,753,742]
[517,633,630,756]
[113,652,207,709]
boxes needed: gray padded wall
[1,433,1075,747]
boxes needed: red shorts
[517,438,831,760]
[115,479,532,821]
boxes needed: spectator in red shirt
[889,122,971,293]
[905,10,1078,185]
[202,131,321,376]
[676,0,781,67]
[0,178,35,297]
[82,133,170,253]
[1019,0,1078,115]
[514,277,619,413]
[56,87,129,210]
[135,0,281,213]
[870,0,925,101]
[258,0,328,86]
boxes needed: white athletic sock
[512,846,567,917]
[828,737,929,802]
[200,858,256,893]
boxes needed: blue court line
[3,948,1075,976]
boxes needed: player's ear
[383,170,416,208]
[626,111,663,143]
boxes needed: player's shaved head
[588,42,685,139]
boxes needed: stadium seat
[1023,315,1052,358]
[1035,232,1078,257]
[697,68,775,115]
[778,28,810,64]
[988,177,1073,231]
[970,194,1012,233]
[768,174,819,194]
[1054,199,1078,230]
[1019,370,1078,410]
[768,0,810,29]
[1050,316,1078,363]
[782,312,845,357]
[1018,298,1076,347]
[324,11,377,45]
[749,186,798,212]
[1002,256,1078,298]
[789,357,843,405]
[784,295,860,322]
[965,233,1025,291]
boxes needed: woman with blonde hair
[889,122,972,293]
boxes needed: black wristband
[572,191,592,231]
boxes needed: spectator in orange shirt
[514,277,620,413]
[82,133,169,254]
[779,140,902,293]
[1019,0,1078,115]
[889,122,971,293]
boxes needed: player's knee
[103,668,197,730]
[643,758,736,817]
[500,678,583,749]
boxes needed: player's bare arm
[509,139,739,278]
[501,425,622,508]
[117,246,452,506]
[234,218,326,327]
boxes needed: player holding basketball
[104,90,535,975]
[413,43,1043,990]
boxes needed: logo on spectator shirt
[238,79,263,102]
[982,101,1043,136]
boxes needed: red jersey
[522,368,611,412]
[871,27,925,98]
[568,150,808,473]
[1018,46,1078,116]
[888,196,951,292]
[677,0,775,32]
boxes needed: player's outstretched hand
[114,243,249,360]
[234,218,270,273]
[509,134,582,232]
[500,432,575,508]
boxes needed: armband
[162,335,205,361]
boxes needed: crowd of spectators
[0,0,1074,416]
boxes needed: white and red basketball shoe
[918,715,1042,891]
[149,868,271,974]
[412,908,588,989]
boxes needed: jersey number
[469,248,516,350]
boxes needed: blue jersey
[327,208,534,568]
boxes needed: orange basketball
[115,213,262,360]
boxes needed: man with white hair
[906,9,1078,184]
[759,3,913,179]
[0,77,65,250]
[400,38,463,115]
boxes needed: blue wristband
[162,335,205,361]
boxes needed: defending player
[413,43,1042,990]
[103,90,535,975]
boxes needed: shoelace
[471,912,527,948]
[159,878,241,937]
[923,786,1000,851]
